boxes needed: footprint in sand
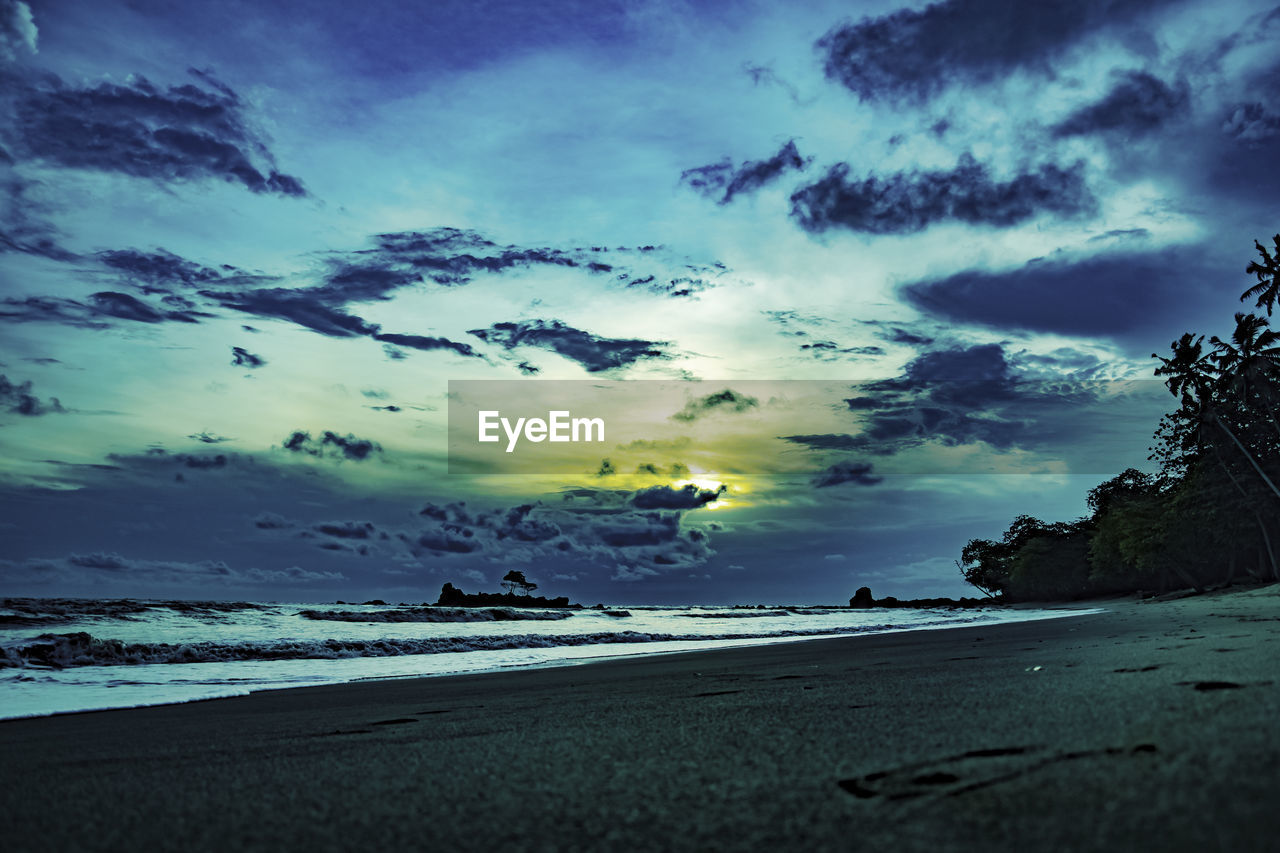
[837,744,1158,801]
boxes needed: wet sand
[3,584,1278,852]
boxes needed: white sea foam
[0,598,1095,719]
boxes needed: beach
[2,584,1278,852]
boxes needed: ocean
[0,597,1090,719]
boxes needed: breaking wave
[0,598,270,624]
[298,607,573,623]
[2,624,909,669]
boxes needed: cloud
[743,62,806,103]
[176,453,227,469]
[89,291,202,323]
[282,430,382,461]
[330,227,580,289]
[0,1,36,62]
[2,552,344,586]
[314,521,379,540]
[670,388,759,422]
[681,140,811,204]
[818,0,1168,103]
[900,245,1227,339]
[0,291,207,328]
[202,285,481,357]
[800,342,1166,471]
[230,346,265,368]
[1052,70,1189,138]
[204,287,379,337]
[411,494,717,579]
[99,248,244,292]
[779,433,862,450]
[371,332,478,358]
[468,319,669,372]
[0,373,63,415]
[790,154,1095,234]
[631,483,726,509]
[812,460,882,487]
[799,340,886,361]
[9,68,307,196]
[319,227,723,301]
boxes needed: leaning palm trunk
[1213,413,1280,500]
[1255,512,1280,582]
[1215,457,1279,581]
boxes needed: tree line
[960,236,1280,600]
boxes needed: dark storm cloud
[332,227,581,290]
[0,291,206,328]
[616,271,717,299]
[681,140,811,205]
[631,484,726,510]
[178,454,228,469]
[0,374,64,416]
[1052,70,1189,138]
[230,346,265,368]
[202,286,481,357]
[317,228,723,303]
[886,343,1019,404]
[468,320,669,372]
[281,430,382,461]
[410,495,716,580]
[818,0,1173,103]
[9,68,308,196]
[779,433,862,451]
[1209,80,1280,202]
[98,248,246,293]
[188,431,232,444]
[900,246,1227,338]
[371,333,478,358]
[204,288,379,337]
[790,154,1095,235]
[799,343,1165,470]
[89,291,202,324]
[812,460,882,487]
[670,388,759,422]
[884,328,935,346]
[3,552,344,586]
[314,521,379,540]
[799,340,885,360]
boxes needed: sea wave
[297,607,574,623]
[0,598,270,624]
[1,623,911,668]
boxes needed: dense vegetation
[960,236,1280,601]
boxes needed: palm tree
[1242,235,1280,315]
[1153,333,1213,401]
[1154,328,1280,500]
[1211,312,1280,433]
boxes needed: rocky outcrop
[437,583,578,609]
[849,586,992,609]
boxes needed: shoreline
[2,584,1278,851]
[1,603,1093,722]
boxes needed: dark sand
[3,585,1279,852]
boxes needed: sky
[1,0,1277,604]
